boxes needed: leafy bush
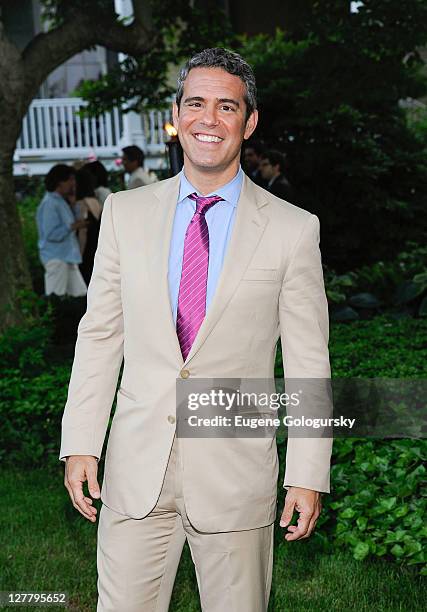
[0,366,71,466]
[318,438,426,575]
[17,181,45,294]
[324,241,427,320]
[0,290,53,375]
[329,314,427,377]
[326,316,425,574]
[276,314,427,574]
[0,290,91,466]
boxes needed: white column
[114,0,147,151]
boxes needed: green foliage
[318,438,426,575]
[0,290,53,374]
[75,54,174,116]
[407,104,427,146]
[323,315,426,574]
[324,241,427,318]
[0,366,71,466]
[238,2,427,270]
[329,314,427,377]
[17,180,45,293]
[324,268,357,305]
[0,291,93,466]
[276,314,426,573]
[351,241,427,302]
[0,290,58,465]
[74,1,235,115]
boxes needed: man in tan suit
[60,47,332,611]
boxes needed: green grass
[0,466,425,612]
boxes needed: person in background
[84,160,111,206]
[36,164,88,297]
[260,149,294,202]
[121,145,159,189]
[75,168,103,286]
[242,139,267,187]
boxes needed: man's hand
[279,486,322,541]
[64,455,101,522]
[70,219,89,231]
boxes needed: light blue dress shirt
[168,167,244,323]
[36,191,82,265]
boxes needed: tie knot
[188,193,223,215]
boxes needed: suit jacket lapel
[148,174,184,365]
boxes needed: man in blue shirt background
[36,164,88,297]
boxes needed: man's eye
[221,105,235,112]
[188,102,202,107]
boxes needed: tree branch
[132,0,154,32]
[0,20,21,70]
[0,21,26,112]
[21,8,156,107]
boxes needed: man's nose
[200,104,219,126]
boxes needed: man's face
[259,158,278,181]
[58,174,76,197]
[122,154,137,174]
[243,147,260,173]
[172,67,258,173]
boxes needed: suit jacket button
[168,415,176,424]
[180,369,190,379]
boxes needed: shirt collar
[49,191,67,204]
[178,166,243,208]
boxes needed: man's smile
[193,133,224,143]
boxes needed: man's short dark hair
[176,47,257,122]
[45,164,76,192]
[122,145,145,167]
[262,150,286,173]
[243,139,265,157]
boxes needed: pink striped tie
[176,192,223,361]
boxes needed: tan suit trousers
[96,434,275,611]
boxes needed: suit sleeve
[59,193,124,462]
[278,213,333,493]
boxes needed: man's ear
[243,109,258,141]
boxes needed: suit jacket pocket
[242,268,279,282]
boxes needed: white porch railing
[15,97,172,174]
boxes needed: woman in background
[75,168,103,285]
[84,160,111,206]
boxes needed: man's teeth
[195,134,222,142]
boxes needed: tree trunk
[0,2,155,330]
[0,133,33,332]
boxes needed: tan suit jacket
[59,172,333,532]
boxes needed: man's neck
[183,159,240,195]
